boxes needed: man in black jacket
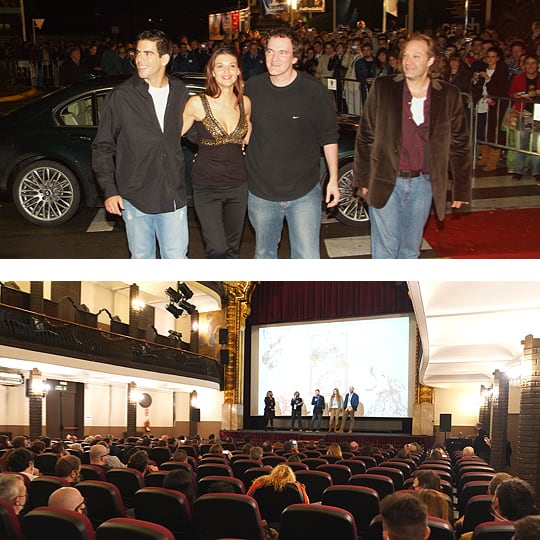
[309,389,325,432]
[92,29,190,259]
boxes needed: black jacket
[92,74,189,214]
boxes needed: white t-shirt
[148,84,170,132]
[411,96,426,126]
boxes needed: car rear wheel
[12,160,81,226]
[334,160,369,226]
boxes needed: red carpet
[423,208,540,258]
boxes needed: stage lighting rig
[165,282,196,318]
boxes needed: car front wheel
[12,160,81,226]
[334,160,369,226]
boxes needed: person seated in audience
[359,445,378,456]
[282,440,298,454]
[0,434,10,449]
[163,468,196,508]
[68,442,84,455]
[89,443,111,472]
[462,446,476,457]
[460,478,537,540]
[0,473,27,516]
[127,450,159,476]
[350,441,359,452]
[96,441,125,468]
[242,443,253,455]
[29,440,46,456]
[261,441,274,454]
[208,442,231,459]
[250,446,264,461]
[431,443,449,458]
[454,472,513,533]
[381,492,430,540]
[397,447,412,459]
[48,486,87,514]
[246,463,309,502]
[50,442,68,457]
[286,453,301,463]
[413,470,441,491]
[513,515,540,540]
[416,488,450,521]
[11,436,29,449]
[172,448,189,463]
[6,448,39,480]
[326,443,343,459]
[55,455,82,484]
[205,480,236,493]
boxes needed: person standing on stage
[290,391,304,431]
[328,387,343,432]
[264,390,276,430]
[309,389,325,432]
[338,386,359,433]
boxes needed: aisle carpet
[423,208,540,258]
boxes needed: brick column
[518,335,540,509]
[30,282,44,314]
[479,385,492,429]
[490,369,509,470]
[28,368,44,440]
[127,382,137,437]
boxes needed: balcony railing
[0,303,223,386]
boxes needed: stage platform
[219,429,435,449]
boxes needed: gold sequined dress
[191,94,248,189]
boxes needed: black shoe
[512,173,523,180]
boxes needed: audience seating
[250,482,307,530]
[367,466,404,490]
[96,517,175,540]
[284,462,308,472]
[199,456,228,465]
[144,471,169,487]
[349,473,394,500]
[0,497,25,540]
[323,455,342,464]
[193,493,267,540]
[105,467,145,508]
[195,463,234,483]
[279,503,357,540]
[303,450,322,458]
[462,495,494,533]
[261,455,287,467]
[427,517,456,540]
[149,448,172,467]
[471,521,516,540]
[337,459,366,475]
[354,456,378,468]
[302,457,329,470]
[133,487,192,540]
[231,459,262,481]
[80,464,106,481]
[22,507,95,540]
[316,463,352,485]
[458,481,491,514]
[33,453,59,476]
[380,461,412,479]
[243,467,273,488]
[76,480,126,529]
[27,475,70,509]
[294,470,332,503]
[458,472,495,494]
[229,453,251,463]
[159,462,192,472]
[197,475,246,495]
[321,484,379,539]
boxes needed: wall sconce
[131,298,146,312]
[27,368,49,397]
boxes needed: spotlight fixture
[165,286,182,304]
[166,303,184,318]
[178,282,193,299]
[179,299,196,315]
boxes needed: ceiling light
[179,299,196,315]
[165,287,182,304]
[166,303,183,318]
[178,282,193,299]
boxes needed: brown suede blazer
[352,73,472,220]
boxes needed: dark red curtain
[248,282,413,325]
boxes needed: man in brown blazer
[353,34,472,259]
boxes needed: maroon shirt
[398,82,431,174]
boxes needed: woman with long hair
[416,488,450,521]
[246,463,309,501]
[182,47,251,258]
[328,387,342,432]
[326,443,343,459]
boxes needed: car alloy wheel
[334,160,369,226]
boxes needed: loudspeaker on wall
[439,413,452,432]
[220,349,229,366]
[219,328,228,344]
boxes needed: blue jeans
[514,130,540,176]
[122,199,188,259]
[247,183,322,259]
[369,174,433,259]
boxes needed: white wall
[84,383,127,428]
[0,384,28,425]
[434,384,484,428]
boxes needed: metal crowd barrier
[2,59,59,87]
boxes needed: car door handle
[69,134,93,142]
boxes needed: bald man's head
[48,487,86,513]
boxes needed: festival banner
[261,0,289,15]
[296,0,326,12]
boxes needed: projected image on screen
[253,316,410,418]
